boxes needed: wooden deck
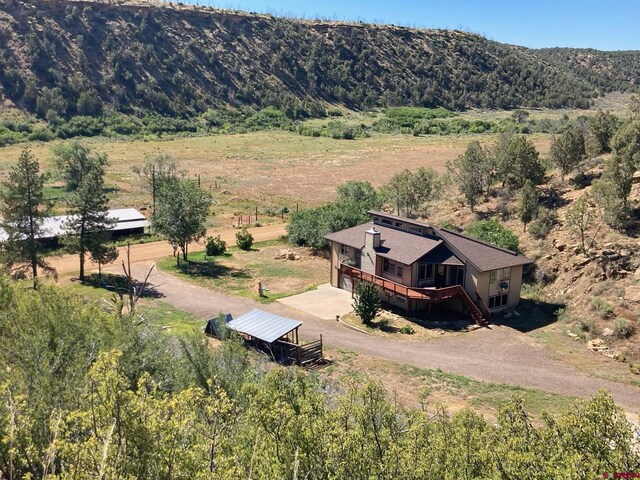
[340,264,490,325]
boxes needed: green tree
[0,147,55,288]
[494,133,545,191]
[565,193,593,252]
[235,228,254,251]
[517,180,538,231]
[52,141,108,192]
[205,235,227,256]
[335,180,382,211]
[629,89,640,120]
[132,154,185,212]
[586,110,618,156]
[511,109,529,124]
[447,141,493,212]
[549,127,586,180]
[383,167,445,216]
[352,281,380,325]
[63,163,115,281]
[152,178,213,262]
[465,219,520,253]
[89,238,119,278]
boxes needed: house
[324,211,533,324]
[0,208,150,246]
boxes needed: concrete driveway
[278,284,353,320]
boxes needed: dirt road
[50,223,287,276]
[116,262,640,413]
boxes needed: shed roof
[226,309,302,343]
[0,208,149,242]
[432,227,533,271]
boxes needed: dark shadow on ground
[494,298,565,333]
[538,185,570,209]
[176,259,250,280]
[80,273,165,299]
[381,303,475,332]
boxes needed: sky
[183,0,639,51]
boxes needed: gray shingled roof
[325,223,442,265]
[433,227,533,271]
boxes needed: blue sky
[184,0,638,51]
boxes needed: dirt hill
[0,0,638,119]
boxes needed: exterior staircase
[340,264,491,325]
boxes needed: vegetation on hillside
[1,0,638,124]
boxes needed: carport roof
[226,309,302,343]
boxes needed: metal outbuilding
[227,308,302,344]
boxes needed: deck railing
[340,264,487,324]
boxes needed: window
[341,244,350,256]
[490,268,511,283]
[488,294,509,309]
[408,225,422,234]
[380,218,393,226]
[382,258,404,278]
[395,221,403,228]
[418,264,433,280]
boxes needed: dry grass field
[0,130,553,214]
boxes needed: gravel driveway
[121,262,640,412]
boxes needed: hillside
[535,48,640,94]
[1,0,638,120]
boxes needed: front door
[435,265,446,287]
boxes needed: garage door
[340,274,353,292]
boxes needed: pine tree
[63,162,114,281]
[549,127,586,180]
[0,147,55,287]
[517,180,538,231]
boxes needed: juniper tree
[447,141,493,212]
[0,147,55,287]
[517,180,538,231]
[549,127,586,180]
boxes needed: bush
[235,228,253,250]
[204,235,226,256]
[590,297,614,319]
[352,281,380,325]
[613,318,635,339]
[528,208,557,239]
[465,219,520,253]
[579,317,597,335]
[399,324,415,335]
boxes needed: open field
[0,130,553,212]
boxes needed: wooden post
[255,206,258,221]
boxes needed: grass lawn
[156,241,329,302]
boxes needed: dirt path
[117,262,640,413]
[50,223,287,276]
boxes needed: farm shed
[226,309,323,366]
[0,208,150,245]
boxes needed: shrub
[590,297,614,319]
[579,317,597,335]
[613,318,635,339]
[465,219,520,253]
[399,324,415,335]
[235,228,253,251]
[528,208,557,239]
[352,281,380,325]
[205,235,226,256]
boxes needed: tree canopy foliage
[152,178,213,260]
[0,147,54,287]
[0,277,638,478]
[287,181,380,250]
[465,219,521,253]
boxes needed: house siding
[330,242,340,287]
